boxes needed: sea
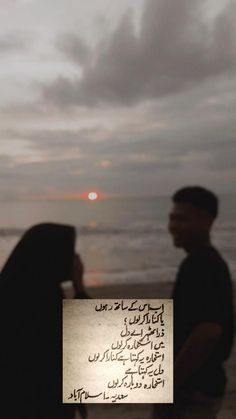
[0,195,235,287]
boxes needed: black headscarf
[0,222,76,290]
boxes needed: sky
[0,0,236,201]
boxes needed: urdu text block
[63,299,173,403]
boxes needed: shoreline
[85,281,173,299]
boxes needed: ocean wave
[0,225,167,237]
[85,266,177,286]
[0,228,24,237]
[76,225,167,236]
[1,222,236,238]
[215,223,236,232]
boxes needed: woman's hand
[72,253,86,295]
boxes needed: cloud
[56,34,92,65]
[3,77,236,174]
[43,0,236,107]
[0,33,27,52]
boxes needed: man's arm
[174,322,222,392]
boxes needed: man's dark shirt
[172,246,234,396]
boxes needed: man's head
[168,186,218,250]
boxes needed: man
[153,186,234,419]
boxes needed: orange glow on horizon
[30,190,111,201]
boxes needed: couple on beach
[0,186,234,419]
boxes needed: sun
[88,192,98,201]
[79,190,105,201]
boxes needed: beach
[74,281,236,419]
[1,197,236,418]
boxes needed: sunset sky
[1,0,236,201]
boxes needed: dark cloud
[56,34,92,65]
[0,33,27,52]
[43,0,236,106]
[2,91,235,175]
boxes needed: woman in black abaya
[0,223,87,419]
